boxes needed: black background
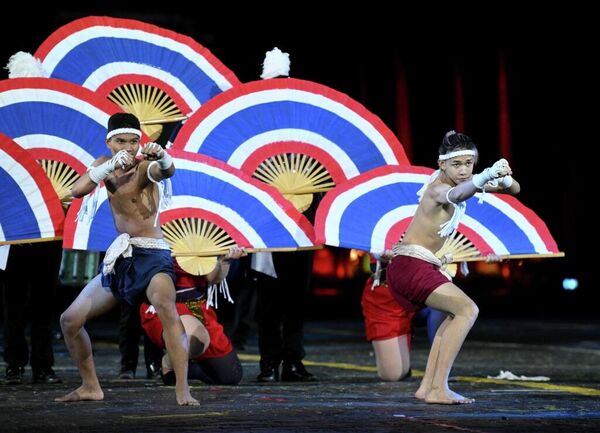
[1,4,596,315]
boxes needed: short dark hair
[107,112,140,132]
[438,130,477,155]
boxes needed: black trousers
[1,241,62,371]
[118,302,163,373]
[255,250,313,368]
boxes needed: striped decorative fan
[0,77,124,206]
[0,134,64,244]
[315,165,564,260]
[63,152,317,274]
[171,78,408,211]
[34,16,240,129]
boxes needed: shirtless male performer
[55,113,198,406]
[387,130,520,404]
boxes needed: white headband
[106,128,142,140]
[438,149,476,160]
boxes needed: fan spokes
[435,231,480,262]
[107,83,186,140]
[253,153,335,212]
[38,160,79,208]
[162,217,236,276]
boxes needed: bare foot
[415,386,428,400]
[55,386,104,402]
[424,388,475,404]
[176,389,200,406]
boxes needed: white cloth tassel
[76,186,100,223]
[207,279,234,309]
[438,201,466,237]
[147,162,172,227]
[460,261,469,276]
[371,260,382,290]
[207,284,216,308]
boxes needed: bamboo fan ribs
[108,84,186,141]
[161,217,236,276]
[38,160,79,208]
[253,153,335,212]
[435,231,480,262]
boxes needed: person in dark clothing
[2,241,62,384]
[117,302,163,379]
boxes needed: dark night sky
[1,5,597,311]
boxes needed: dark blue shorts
[101,247,175,306]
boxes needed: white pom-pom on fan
[5,52,48,78]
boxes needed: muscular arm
[205,247,247,285]
[429,180,479,205]
[71,156,110,198]
[142,143,175,183]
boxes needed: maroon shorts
[140,300,233,360]
[386,255,451,312]
[361,277,413,341]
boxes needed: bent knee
[59,311,83,334]
[459,301,479,323]
[378,366,410,382]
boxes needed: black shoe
[232,341,246,351]
[256,362,280,383]
[4,366,24,385]
[281,361,316,382]
[146,363,161,380]
[118,369,135,380]
[161,369,176,386]
[32,368,62,384]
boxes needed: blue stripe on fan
[0,103,107,157]
[0,167,40,240]
[198,101,389,171]
[338,182,421,250]
[464,196,535,254]
[85,201,118,252]
[50,38,223,102]
[174,169,303,246]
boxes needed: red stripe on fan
[384,218,412,250]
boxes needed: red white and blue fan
[0,77,123,206]
[0,134,64,244]
[35,16,241,140]
[315,165,563,260]
[64,151,316,275]
[171,78,409,212]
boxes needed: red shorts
[140,300,233,360]
[387,255,451,312]
[361,277,414,341]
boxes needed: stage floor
[1,316,599,432]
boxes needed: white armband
[472,168,492,189]
[498,175,513,188]
[157,151,173,170]
[88,160,115,184]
